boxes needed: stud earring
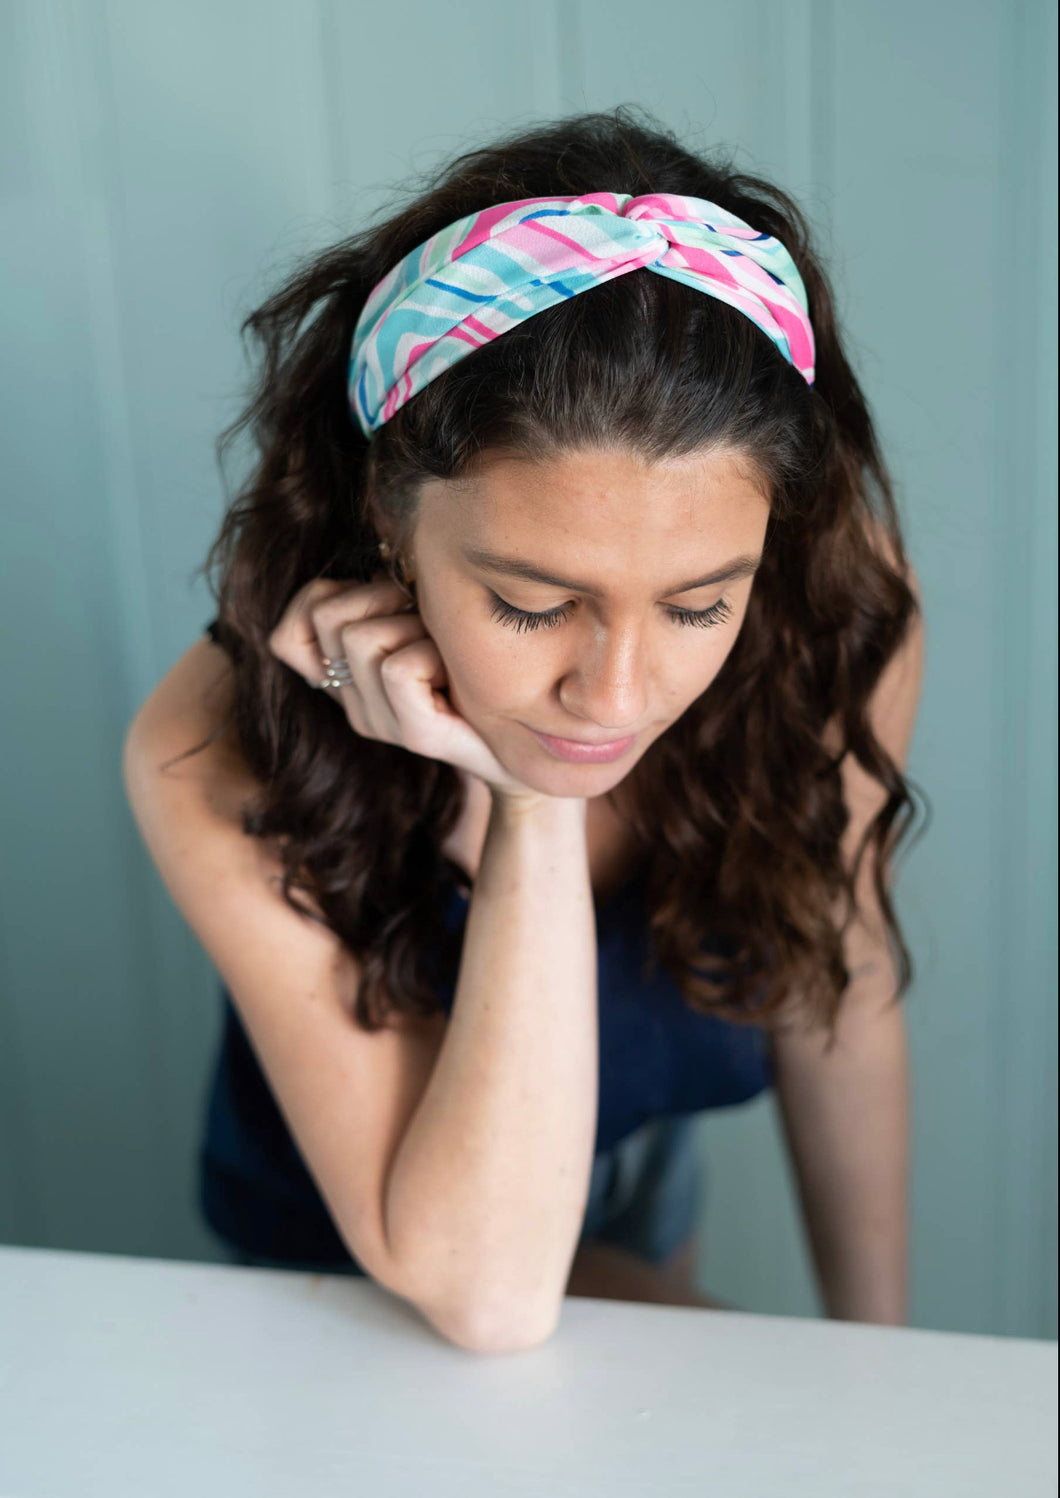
[378,537,415,586]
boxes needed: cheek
[690,631,741,697]
[662,638,732,710]
[436,618,528,706]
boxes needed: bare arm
[386,791,599,1350]
[771,989,910,1324]
[179,581,603,1351]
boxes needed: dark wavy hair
[180,105,928,1050]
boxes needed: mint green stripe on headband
[349,190,816,437]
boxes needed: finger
[373,635,469,759]
[269,574,413,694]
[330,610,430,739]
[268,576,356,660]
[270,573,412,667]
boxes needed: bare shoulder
[861,510,925,743]
[835,511,925,969]
[864,510,923,610]
[121,632,312,978]
[125,632,260,819]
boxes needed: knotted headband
[348,191,815,438]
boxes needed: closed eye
[487,591,734,635]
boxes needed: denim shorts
[221,1112,704,1276]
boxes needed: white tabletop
[0,1245,1055,1497]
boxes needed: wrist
[489,787,588,823]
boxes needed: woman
[124,106,925,1350]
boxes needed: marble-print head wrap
[348,191,815,438]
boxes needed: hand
[268,574,550,805]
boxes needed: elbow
[418,1289,563,1355]
[376,1200,564,1354]
[381,1224,563,1354]
[374,1248,563,1353]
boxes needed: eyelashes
[487,592,734,635]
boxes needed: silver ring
[314,657,354,690]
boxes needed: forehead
[425,446,770,545]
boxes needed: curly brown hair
[181,105,927,1051]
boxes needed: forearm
[385,792,598,1343]
[770,995,910,1325]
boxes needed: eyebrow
[462,545,763,597]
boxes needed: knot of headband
[348,191,815,437]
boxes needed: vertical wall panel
[0,0,171,1254]
[992,0,1058,1337]
[826,0,1055,1339]
[830,0,1007,1335]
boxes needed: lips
[536,732,627,746]
[528,726,637,764]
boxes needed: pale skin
[397,444,770,813]
[147,436,918,1326]
[372,443,771,1309]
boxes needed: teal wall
[1,0,1055,1339]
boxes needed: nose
[557,621,650,733]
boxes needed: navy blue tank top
[197,619,774,1265]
